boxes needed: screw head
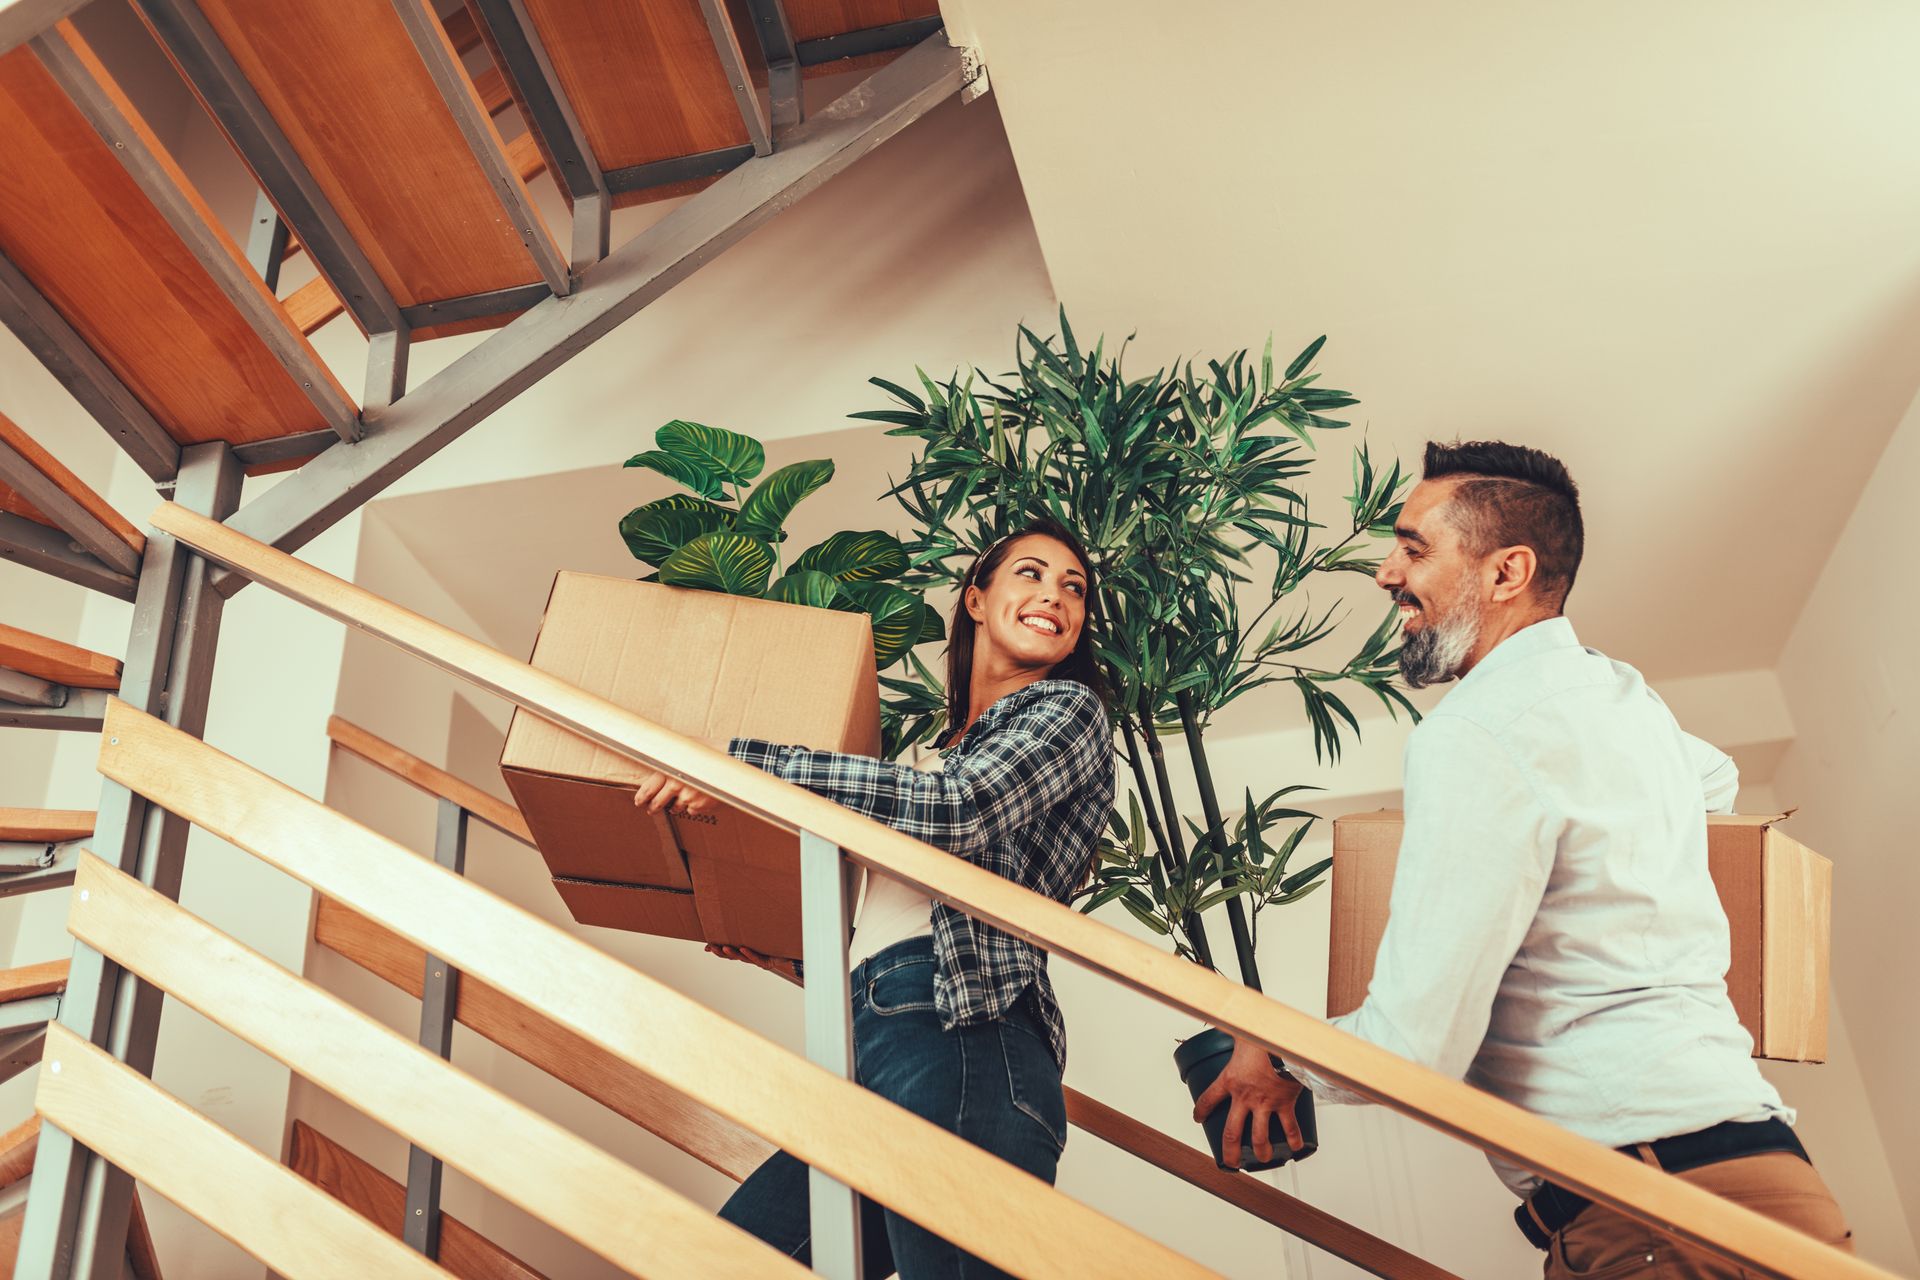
[49,1060,60,1075]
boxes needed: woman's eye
[1067,582,1085,596]
[1016,566,1039,579]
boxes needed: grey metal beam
[243,190,289,293]
[797,17,943,68]
[15,441,240,1280]
[398,283,549,332]
[741,0,801,130]
[0,995,62,1037]
[698,0,772,157]
[387,0,570,298]
[0,435,141,578]
[365,330,409,410]
[603,145,753,196]
[569,190,609,273]
[218,36,965,583]
[466,0,605,204]
[800,831,861,1280]
[30,29,363,446]
[229,428,337,471]
[0,854,78,898]
[0,665,64,708]
[130,0,403,335]
[0,1026,48,1088]
[403,798,467,1259]
[0,688,108,732]
[0,0,88,58]
[0,514,138,600]
[0,253,179,483]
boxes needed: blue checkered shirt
[729,678,1114,1068]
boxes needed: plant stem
[1121,717,1203,956]
[1135,690,1216,970]
[1175,690,1263,991]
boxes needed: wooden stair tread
[0,28,349,457]
[289,1121,545,1280]
[185,0,556,309]
[0,414,144,556]
[0,808,93,842]
[0,959,70,1004]
[0,623,120,689]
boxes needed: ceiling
[941,0,1920,681]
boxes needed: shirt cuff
[728,736,787,774]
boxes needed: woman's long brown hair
[942,516,1112,746]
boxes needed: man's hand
[1192,1036,1307,1168]
[632,770,717,819]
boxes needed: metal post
[741,0,802,130]
[15,441,242,1280]
[365,329,410,409]
[403,799,467,1259]
[243,190,289,293]
[799,830,860,1280]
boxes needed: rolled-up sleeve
[1289,714,1556,1102]
[728,683,1109,863]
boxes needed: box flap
[1707,811,1796,829]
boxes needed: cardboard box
[551,876,704,940]
[1326,810,1831,1062]
[501,573,878,960]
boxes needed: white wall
[1770,390,1920,1263]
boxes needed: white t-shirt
[845,754,941,970]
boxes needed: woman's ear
[964,584,986,624]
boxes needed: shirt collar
[1455,615,1579,690]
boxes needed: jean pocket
[864,957,937,1016]
[999,1019,1068,1155]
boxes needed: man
[1194,441,1852,1276]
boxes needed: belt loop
[1634,1142,1663,1170]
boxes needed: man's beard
[1397,582,1483,689]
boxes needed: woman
[633,517,1114,1278]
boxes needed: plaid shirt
[730,678,1114,1068]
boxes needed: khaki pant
[1543,1151,1852,1279]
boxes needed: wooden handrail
[325,717,533,844]
[67,852,811,1279]
[289,1121,545,1280]
[317,714,1456,1279]
[37,1025,446,1280]
[151,502,1889,1280]
[97,699,1218,1280]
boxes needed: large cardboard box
[1326,810,1831,1062]
[500,573,879,960]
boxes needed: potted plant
[866,315,1415,1169]
[619,419,942,669]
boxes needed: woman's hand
[706,943,803,985]
[632,769,717,819]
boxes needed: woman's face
[965,534,1088,672]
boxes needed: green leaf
[916,601,947,644]
[657,532,775,596]
[617,497,735,565]
[1284,336,1327,381]
[840,580,926,668]
[656,420,765,485]
[793,530,910,583]
[623,450,726,500]
[765,569,846,610]
[737,459,835,539]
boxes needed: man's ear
[1489,546,1538,604]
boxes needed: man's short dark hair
[1423,441,1584,611]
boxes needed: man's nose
[1375,556,1402,591]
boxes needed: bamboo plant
[865,316,1415,989]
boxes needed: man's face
[1375,479,1485,688]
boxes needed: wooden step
[0,412,144,564]
[289,1121,544,1280]
[0,26,355,472]
[0,959,69,1004]
[0,809,93,844]
[0,624,119,690]
[179,0,560,322]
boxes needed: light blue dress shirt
[1295,617,1790,1194]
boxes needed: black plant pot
[1174,1028,1318,1172]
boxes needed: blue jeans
[718,938,1068,1278]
